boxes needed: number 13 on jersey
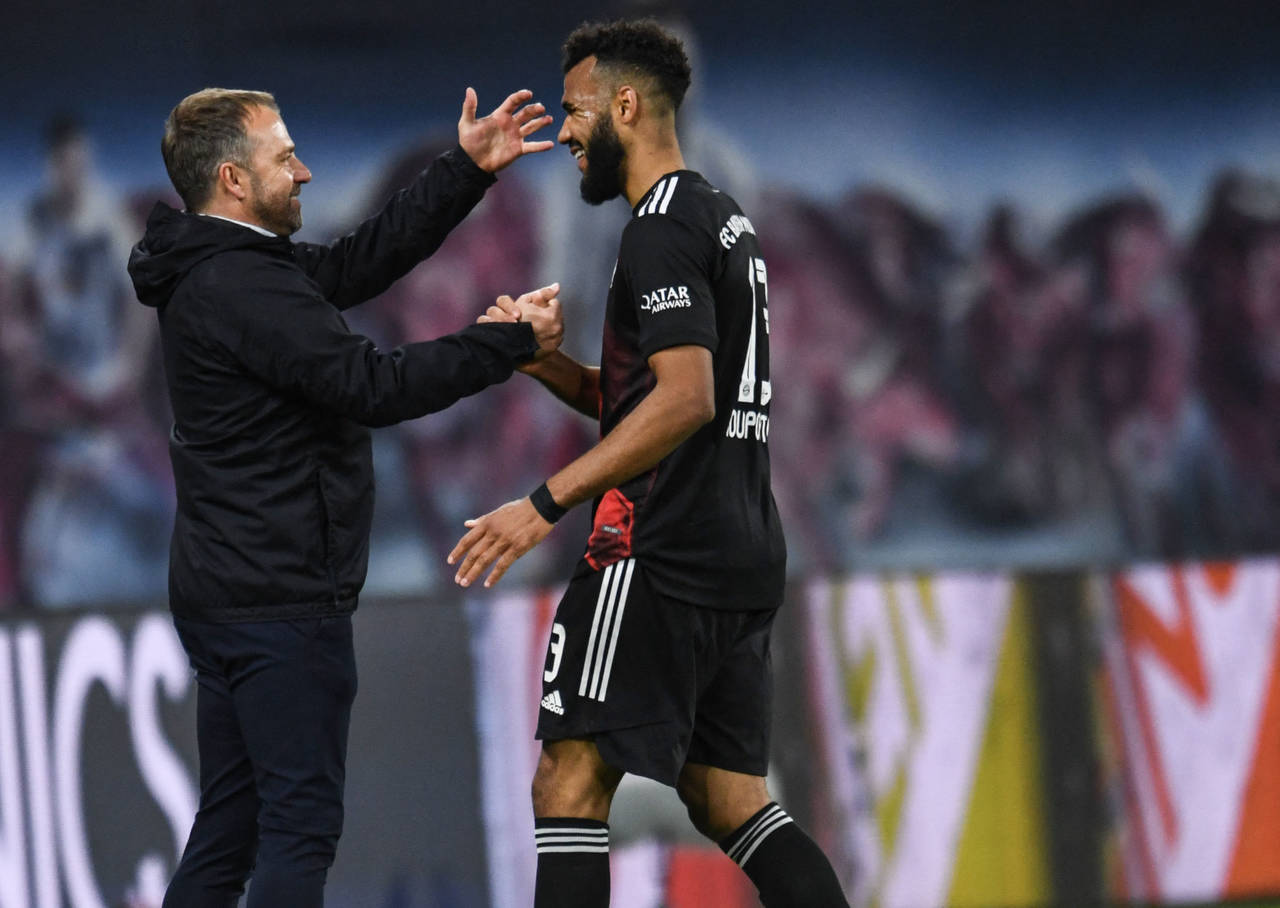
[738,256,772,405]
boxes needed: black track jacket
[128,146,538,622]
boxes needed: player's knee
[681,770,772,842]
[530,756,561,816]
[531,742,616,819]
[692,804,743,842]
[675,774,714,839]
[679,792,749,842]
[683,802,718,840]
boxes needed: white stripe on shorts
[597,558,635,701]
[579,558,635,702]
[578,562,616,698]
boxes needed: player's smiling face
[559,57,601,173]
[559,55,627,205]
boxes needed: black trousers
[164,614,358,908]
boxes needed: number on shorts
[544,623,566,683]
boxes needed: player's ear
[615,85,639,125]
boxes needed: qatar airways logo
[639,285,691,314]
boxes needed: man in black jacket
[128,85,560,907]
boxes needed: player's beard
[248,171,303,236]
[579,115,627,206]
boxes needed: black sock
[533,817,610,908]
[720,803,849,908]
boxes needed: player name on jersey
[726,408,770,443]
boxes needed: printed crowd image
[3,1,1280,906]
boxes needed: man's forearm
[299,147,494,309]
[543,378,711,510]
[522,351,601,418]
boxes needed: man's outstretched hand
[458,88,554,173]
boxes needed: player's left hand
[448,497,554,588]
[458,88,554,173]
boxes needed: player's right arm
[446,342,712,589]
[480,298,600,418]
[518,352,601,419]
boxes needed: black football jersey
[578,170,786,610]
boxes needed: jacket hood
[128,202,290,308]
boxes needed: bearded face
[578,113,627,206]
[248,168,303,235]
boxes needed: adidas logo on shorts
[540,689,565,715]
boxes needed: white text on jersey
[726,408,770,443]
[640,285,692,313]
[719,214,758,250]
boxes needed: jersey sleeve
[618,213,718,359]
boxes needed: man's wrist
[529,482,567,524]
[450,144,498,184]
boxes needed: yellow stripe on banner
[831,579,877,722]
[881,577,922,870]
[947,584,1051,907]
[917,575,943,641]
[886,579,922,729]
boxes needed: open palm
[458,88,554,173]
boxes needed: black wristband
[529,482,567,524]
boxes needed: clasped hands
[485,282,563,358]
[448,282,566,589]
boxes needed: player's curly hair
[562,18,692,113]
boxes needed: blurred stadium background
[5,0,1280,905]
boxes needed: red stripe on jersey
[584,488,634,570]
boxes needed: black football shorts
[535,557,776,786]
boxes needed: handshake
[480,282,564,360]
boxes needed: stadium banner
[0,609,196,908]
[12,566,1280,907]
[1096,558,1280,903]
[0,599,491,908]
[800,573,1052,908]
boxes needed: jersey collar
[632,170,700,218]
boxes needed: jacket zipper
[314,468,341,607]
